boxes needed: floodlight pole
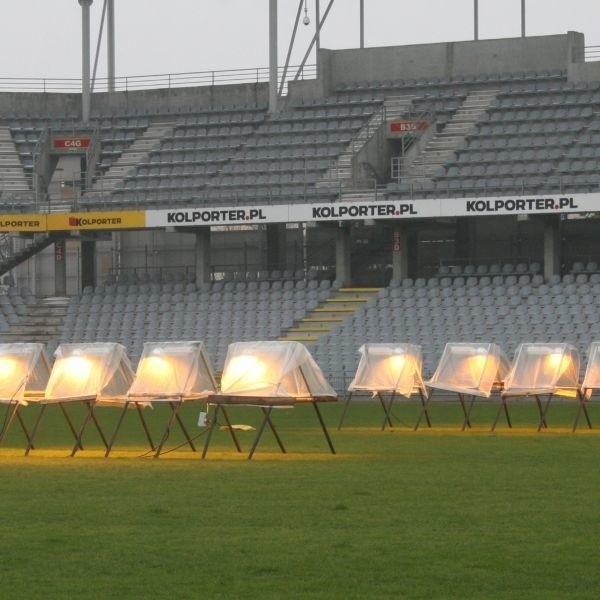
[269,0,278,113]
[474,0,478,41]
[521,0,526,37]
[107,0,116,91]
[79,0,93,123]
[359,0,364,48]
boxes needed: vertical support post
[81,240,96,290]
[316,0,321,71]
[392,225,409,282]
[335,224,351,286]
[521,0,526,37]
[474,0,479,41]
[543,216,561,281]
[266,224,287,274]
[107,0,116,92]
[79,0,93,123]
[269,0,278,113]
[359,0,364,48]
[195,228,211,284]
[55,239,67,297]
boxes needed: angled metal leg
[248,406,274,460]
[59,403,84,449]
[71,401,96,457]
[220,406,242,453]
[0,402,21,447]
[418,389,432,428]
[105,402,130,458]
[136,403,156,451]
[262,406,286,454]
[172,402,196,452]
[337,392,353,430]
[582,402,593,430]
[379,392,395,431]
[15,408,35,450]
[536,394,551,432]
[458,393,473,431]
[25,404,48,455]
[414,389,433,431]
[201,404,220,459]
[573,390,593,432]
[492,396,512,432]
[313,402,336,454]
[154,401,184,458]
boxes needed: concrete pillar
[543,217,561,280]
[392,226,409,281]
[266,224,286,273]
[107,0,116,92]
[81,240,96,289]
[54,239,67,296]
[335,225,351,286]
[194,228,211,283]
[79,0,93,123]
[268,0,278,113]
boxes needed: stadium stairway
[277,287,382,346]
[0,296,67,352]
[404,89,499,180]
[0,233,63,277]
[87,120,175,196]
[0,126,30,192]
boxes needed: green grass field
[1,400,600,599]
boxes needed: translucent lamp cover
[348,343,426,398]
[582,342,600,391]
[127,341,217,399]
[219,341,337,401]
[0,343,50,405]
[45,343,134,402]
[503,343,580,398]
[427,343,510,398]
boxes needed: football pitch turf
[1,401,599,599]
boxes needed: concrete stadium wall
[0,82,270,117]
[313,32,584,94]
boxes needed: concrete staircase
[0,297,68,349]
[0,127,31,192]
[278,287,382,346]
[403,89,499,180]
[86,121,174,196]
[317,104,389,188]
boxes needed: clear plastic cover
[582,342,600,391]
[219,341,337,403]
[348,343,427,398]
[0,343,50,405]
[427,343,510,398]
[127,341,217,400]
[44,343,134,403]
[503,343,580,398]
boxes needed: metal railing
[0,64,317,95]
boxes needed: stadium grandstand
[0,3,599,391]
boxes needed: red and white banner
[388,120,428,134]
[52,137,92,152]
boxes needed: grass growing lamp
[35,343,134,456]
[416,343,510,431]
[572,342,600,431]
[205,341,337,459]
[0,343,50,449]
[106,341,220,458]
[339,343,428,430]
[498,343,580,431]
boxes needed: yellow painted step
[313,307,355,313]
[287,327,332,333]
[277,335,319,342]
[325,297,369,303]
[339,287,382,293]
[303,317,344,323]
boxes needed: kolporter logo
[466,197,579,213]
[68,217,123,227]
[167,209,267,224]
[0,219,41,228]
[312,203,418,219]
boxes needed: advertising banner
[46,211,146,231]
[0,214,47,232]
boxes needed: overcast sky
[0,0,598,80]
